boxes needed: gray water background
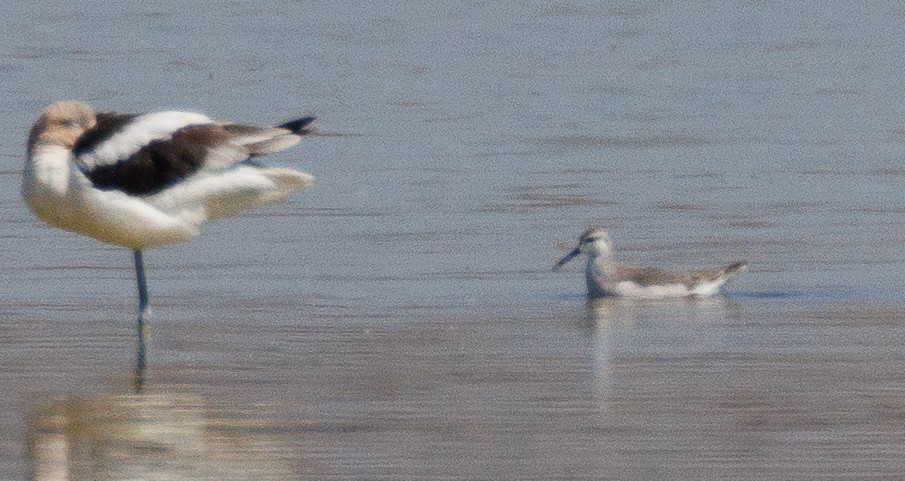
[1,1,905,479]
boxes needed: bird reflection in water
[27,349,295,480]
[582,296,738,414]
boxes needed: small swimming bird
[554,227,747,299]
[23,100,318,348]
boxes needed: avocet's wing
[74,110,316,196]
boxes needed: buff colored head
[28,100,97,152]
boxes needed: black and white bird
[554,227,748,299]
[23,100,318,334]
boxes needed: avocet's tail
[278,116,317,136]
[229,116,318,156]
[723,261,748,277]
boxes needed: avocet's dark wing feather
[74,111,317,196]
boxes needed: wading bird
[24,100,318,371]
[554,227,747,299]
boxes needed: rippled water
[2,1,905,479]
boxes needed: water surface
[2,1,904,479]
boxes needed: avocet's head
[28,100,97,152]
[553,227,614,270]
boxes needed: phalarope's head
[28,100,97,152]
[553,227,613,270]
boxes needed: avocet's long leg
[133,249,150,392]
[25,101,317,384]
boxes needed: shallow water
[2,1,905,479]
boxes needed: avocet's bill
[23,100,320,353]
[554,227,747,299]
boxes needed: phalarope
[554,227,747,299]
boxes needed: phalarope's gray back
[554,227,747,299]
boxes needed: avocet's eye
[62,119,83,129]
